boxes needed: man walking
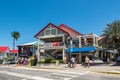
[71,56,75,68]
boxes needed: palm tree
[11,31,20,53]
[99,20,120,49]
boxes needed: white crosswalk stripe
[0,71,53,80]
[51,71,90,80]
[52,72,77,77]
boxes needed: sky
[0,0,120,49]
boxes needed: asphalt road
[0,65,120,80]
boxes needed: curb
[29,66,67,70]
[92,71,120,75]
[13,65,67,70]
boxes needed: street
[0,65,120,80]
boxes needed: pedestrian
[34,55,37,66]
[23,57,28,65]
[111,54,114,62]
[17,57,21,66]
[107,57,110,64]
[64,57,67,64]
[117,56,120,63]
[85,56,90,68]
[70,56,75,68]
[74,58,77,68]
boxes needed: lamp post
[77,36,82,63]
[37,38,40,61]
[67,36,72,67]
[70,39,73,60]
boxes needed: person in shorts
[85,56,90,68]
[71,57,75,68]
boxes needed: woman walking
[85,56,90,68]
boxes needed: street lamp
[70,39,73,60]
[37,38,41,61]
[67,36,72,60]
[67,36,72,67]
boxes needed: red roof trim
[0,46,9,53]
[58,24,83,35]
[9,50,18,53]
[34,23,70,38]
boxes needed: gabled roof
[58,24,83,38]
[0,46,9,53]
[34,23,70,38]
[9,50,18,53]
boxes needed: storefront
[66,46,96,63]
[18,41,44,57]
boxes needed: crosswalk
[0,66,90,80]
[0,71,53,80]
[0,70,90,80]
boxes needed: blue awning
[66,46,96,53]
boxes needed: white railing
[43,42,65,49]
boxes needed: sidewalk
[9,63,120,75]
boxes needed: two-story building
[18,23,99,63]
[34,23,82,61]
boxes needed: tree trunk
[13,38,15,54]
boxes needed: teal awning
[33,40,44,47]
[66,46,96,53]
[33,42,38,47]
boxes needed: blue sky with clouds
[0,0,120,49]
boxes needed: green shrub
[44,57,52,63]
[37,61,44,63]
[59,60,64,63]
[51,60,56,63]
[51,60,64,63]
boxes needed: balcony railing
[43,42,65,49]
[81,42,94,47]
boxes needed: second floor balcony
[43,42,65,49]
